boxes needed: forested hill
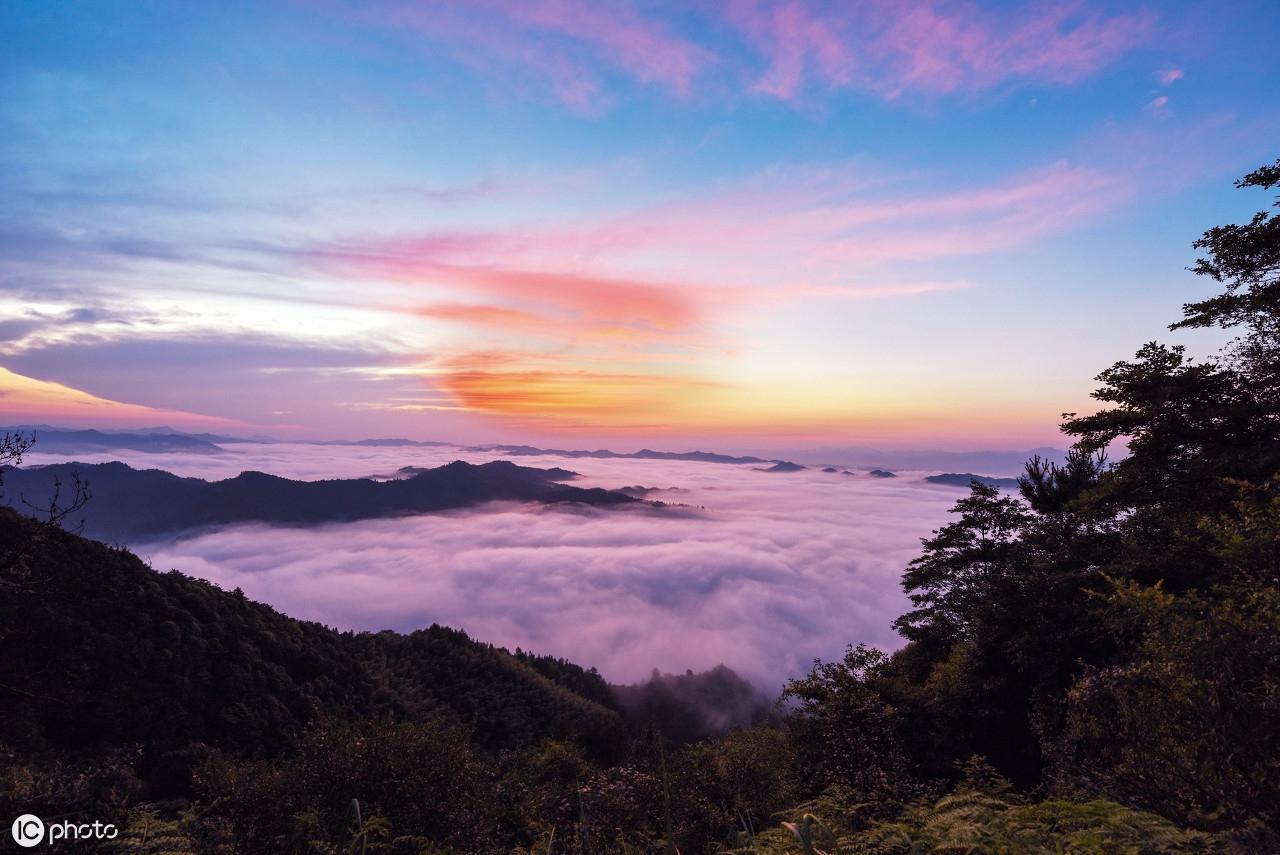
[0,507,625,762]
[0,459,637,542]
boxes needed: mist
[26,442,963,687]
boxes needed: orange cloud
[417,303,552,331]
[432,350,723,429]
[367,263,707,335]
[414,301,716,348]
[0,366,247,430]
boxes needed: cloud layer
[28,443,962,687]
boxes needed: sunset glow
[2,1,1278,449]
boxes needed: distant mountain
[0,427,225,454]
[1,459,638,543]
[757,461,806,472]
[925,472,1021,489]
[868,469,897,478]
[314,437,456,447]
[478,444,790,466]
[784,446,1070,476]
[615,485,691,499]
[395,463,579,481]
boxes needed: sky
[2,0,1279,451]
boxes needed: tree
[894,482,1030,649]
[1177,159,1280,378]
[1053,581,1280,831]
[0,431,35,492]
[1018,447,1108,515]
[0,432,91,532]
[1064,160,1280,507]
[781,645,919,803]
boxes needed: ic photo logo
[11,814,43,847]
[10,813,119,847]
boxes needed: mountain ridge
[0,459,638,543]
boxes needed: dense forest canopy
[1,160,1278,853]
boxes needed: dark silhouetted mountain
[868,469,897,478]
[477,444,790,466]
[757,461,806,472]
[0,508,624,760]
[0,427,225,454]
[615,485,692,498]
[611,665,773,743]
[314,437,455,447]
[775,445,1071,475]
[821,466,839,473]
[925,472,1021,488]
[395,463,579,481]
[1,459,637,543]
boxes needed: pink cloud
[311,158,1130,338]
[561,159,1131,267]
[332,254,710,336]
[370,0,709,111]
[726,0,1156,101]
[501,0,709,95]
[731,0,856,99]
[1157,66,1184,85]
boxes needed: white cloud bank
[28,443,964,687]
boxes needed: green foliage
[746,788,1222,854]
[781,646,920,805]
[1179,159,1280,335]
[895,482,1030,648]
[115,808,202,854]
[1017,448,1108,515]
[1052,580,1280,831]
[191,717,495,853]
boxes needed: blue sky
[2,0,1278,449]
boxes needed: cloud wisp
[349,0,1155,109]
[361,0,711,112]
[727,0,1156,102]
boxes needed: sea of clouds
[24,443,967,688]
